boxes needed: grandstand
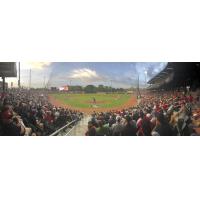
[0,62,200,136]
[85,63,200,136]
[148,62,200,91]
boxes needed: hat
[146,113,151,119]
[116,116,121,121]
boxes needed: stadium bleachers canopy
[148,62,200,90]
[0,62,17,77]
[148,64,174,85]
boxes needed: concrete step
[67,115,91,136]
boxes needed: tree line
[68,85,126,93]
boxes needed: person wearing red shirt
[189,94,194,103]
[45,111,54,124]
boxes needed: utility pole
[2,76,5,93]
[110,80,112,93]
[137,74,141,98]
[18,62,21,88]
[44,76,46,89]
[145,71,148,87]
[29,68,32,90]
[144,70,148,96]
[132,83,134,95]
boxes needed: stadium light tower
[18,62,21,88]
[44,76,46,88]
[144,70,147,88]
[29,68,32,90]
[137,74,141,98]
[110,80,113,93]
[70,79,72,86]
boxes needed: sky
[6,62,167,88]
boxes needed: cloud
[69,68,103,82]
[133,62,167,80]
[146,62,167,79]
[21,62,52,70]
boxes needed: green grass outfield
[50,93,131,109]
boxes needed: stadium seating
[0,89,83,136]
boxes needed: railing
[50,119,79,136]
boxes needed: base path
[49,94,137,114]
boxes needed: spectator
[111,116,124,136]
[0,89,82,136]
[1,107,21,136]
[122,116,137,136]
[85,121,96,136]
[137,111,152,136]
[96,120,109,136]
[152,112,174,136]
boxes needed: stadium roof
[147,62,200,90]
[148,64,174,84]
[0,62,17,77]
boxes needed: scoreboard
[0,62,17,77]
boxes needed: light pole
[69,79,72,93]
[29,68,32,90]
[18,62,21,89]
[144,70,148,96]
[144,70,147,89]
[137,74,141,98]
[110,80,113,93]
[44,75,46,89]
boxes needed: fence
[50,119,79,136]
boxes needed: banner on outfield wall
[59,85,69,91]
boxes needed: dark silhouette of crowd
[86,90,200,136]
[0,89,83,136]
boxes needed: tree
[69,85,83,92]
[84,85,97,93]
[98,85,105,92]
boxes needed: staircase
[67,115,91,136]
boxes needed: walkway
[67,115,91,136]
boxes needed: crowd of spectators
[0,89,83,136]
[86,90,200,136]
[1,88,200,137]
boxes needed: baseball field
[49,93,136,113]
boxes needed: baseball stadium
[0,62,200,136]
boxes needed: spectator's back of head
[125,115,132,124]
[156,112,165,124]
[139,111,144,118]
[88,121,93,129]
[98,120,103,127]
[116,116,121,123]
